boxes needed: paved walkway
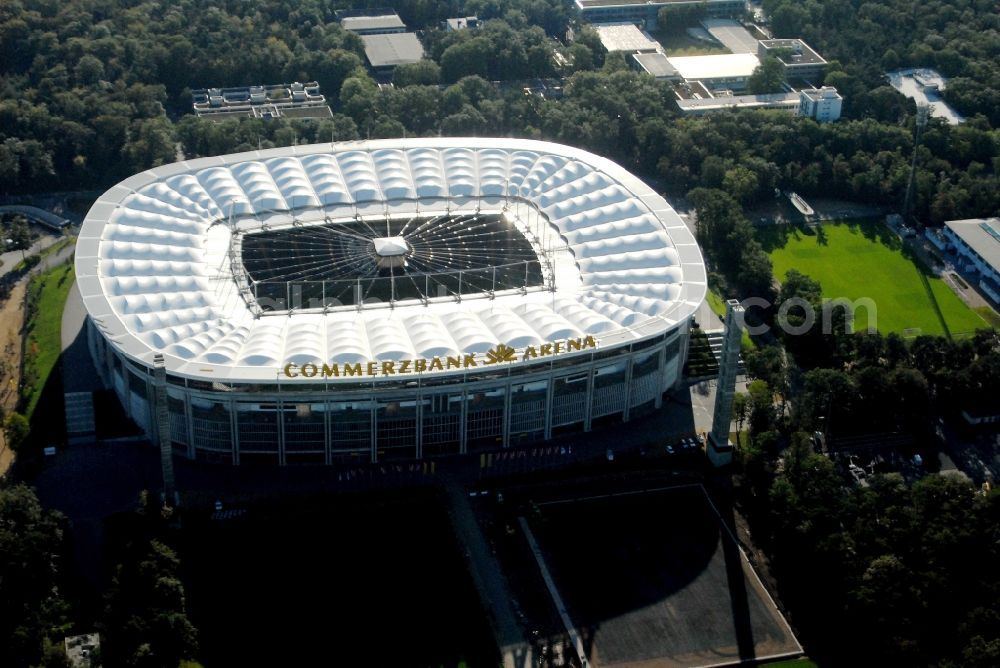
[62,280,103,394]
[445,482,532,668]
[0,231,62,279]
[519,516,586,667]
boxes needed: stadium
[76,138,706,464]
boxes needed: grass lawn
[763,659,819,668]
[976,306,1000,329]
[652,30,730,56]
[23,263,75,417]
[763,221,990,338]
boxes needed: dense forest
[734,325,1000,666]
[2,0,998,226]
[763,0,1000,124]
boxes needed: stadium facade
[77,138,706,464]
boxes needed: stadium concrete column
[707,299,743,467]
[676,320,692,390]
[229,398,239,465]
[583,368,595,432]
[323,403,332,465]
[370,403,378,464]
[622,356,634,422]
[459,390,468,455]
[502,385,512,448]
[184,394,195,460]
[151,354,177,505]
[544,377,554,440]
[654,345,666,409]
[277,401,286,466]
[416,395,424,458]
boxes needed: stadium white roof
[77,138,706,383]
[666,53,760,81]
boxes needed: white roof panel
[77,138,706,383]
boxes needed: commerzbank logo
[484,343,518,364]
[282,335,597,379]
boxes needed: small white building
[798,87,842,122]
[65,633,101,668]
[444,16,480,31]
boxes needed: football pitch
[763,221,989,338]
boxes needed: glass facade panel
[422,393,461,457]
[236,404,279,452]
[630,350,661,408]
[592,362,627,418]
[510,380,547,443]
[283,403,326,453]
[552,373,588,427]
[329,402,372,463]
[190,398,232,453]
[466,388,504,452]
[377,400,417,461]
[168,395,187,446]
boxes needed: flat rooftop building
[701,18,759,54]
[676,91,800,115]
[191,81,332,120]
[575,0,744,30]
[944,218,1000,293]
[758,39,827,82]
[632,52,680,79]
[799,86,842,122]
[361,33,426,72]
[340,14,406,34]
[666,53,760,90]
[593,23,662,53]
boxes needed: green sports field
[762,221,990,338]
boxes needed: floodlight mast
[903,103,930,224]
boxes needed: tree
[74,54,105,86]
[3,411,30,451]
[103,539,198,668]
[392,60,441,87]
[440,37,492,83]
[747,378,775,435]
[722,166,759,203]
[747,56,786,94]
[121,118,176,172]
[5,215,36,259]
[0,485,70,668]
[732,391,749,445]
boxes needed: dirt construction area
[0,281,26,476]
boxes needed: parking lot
[526,485,802,667]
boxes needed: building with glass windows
[76,138,706,465]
